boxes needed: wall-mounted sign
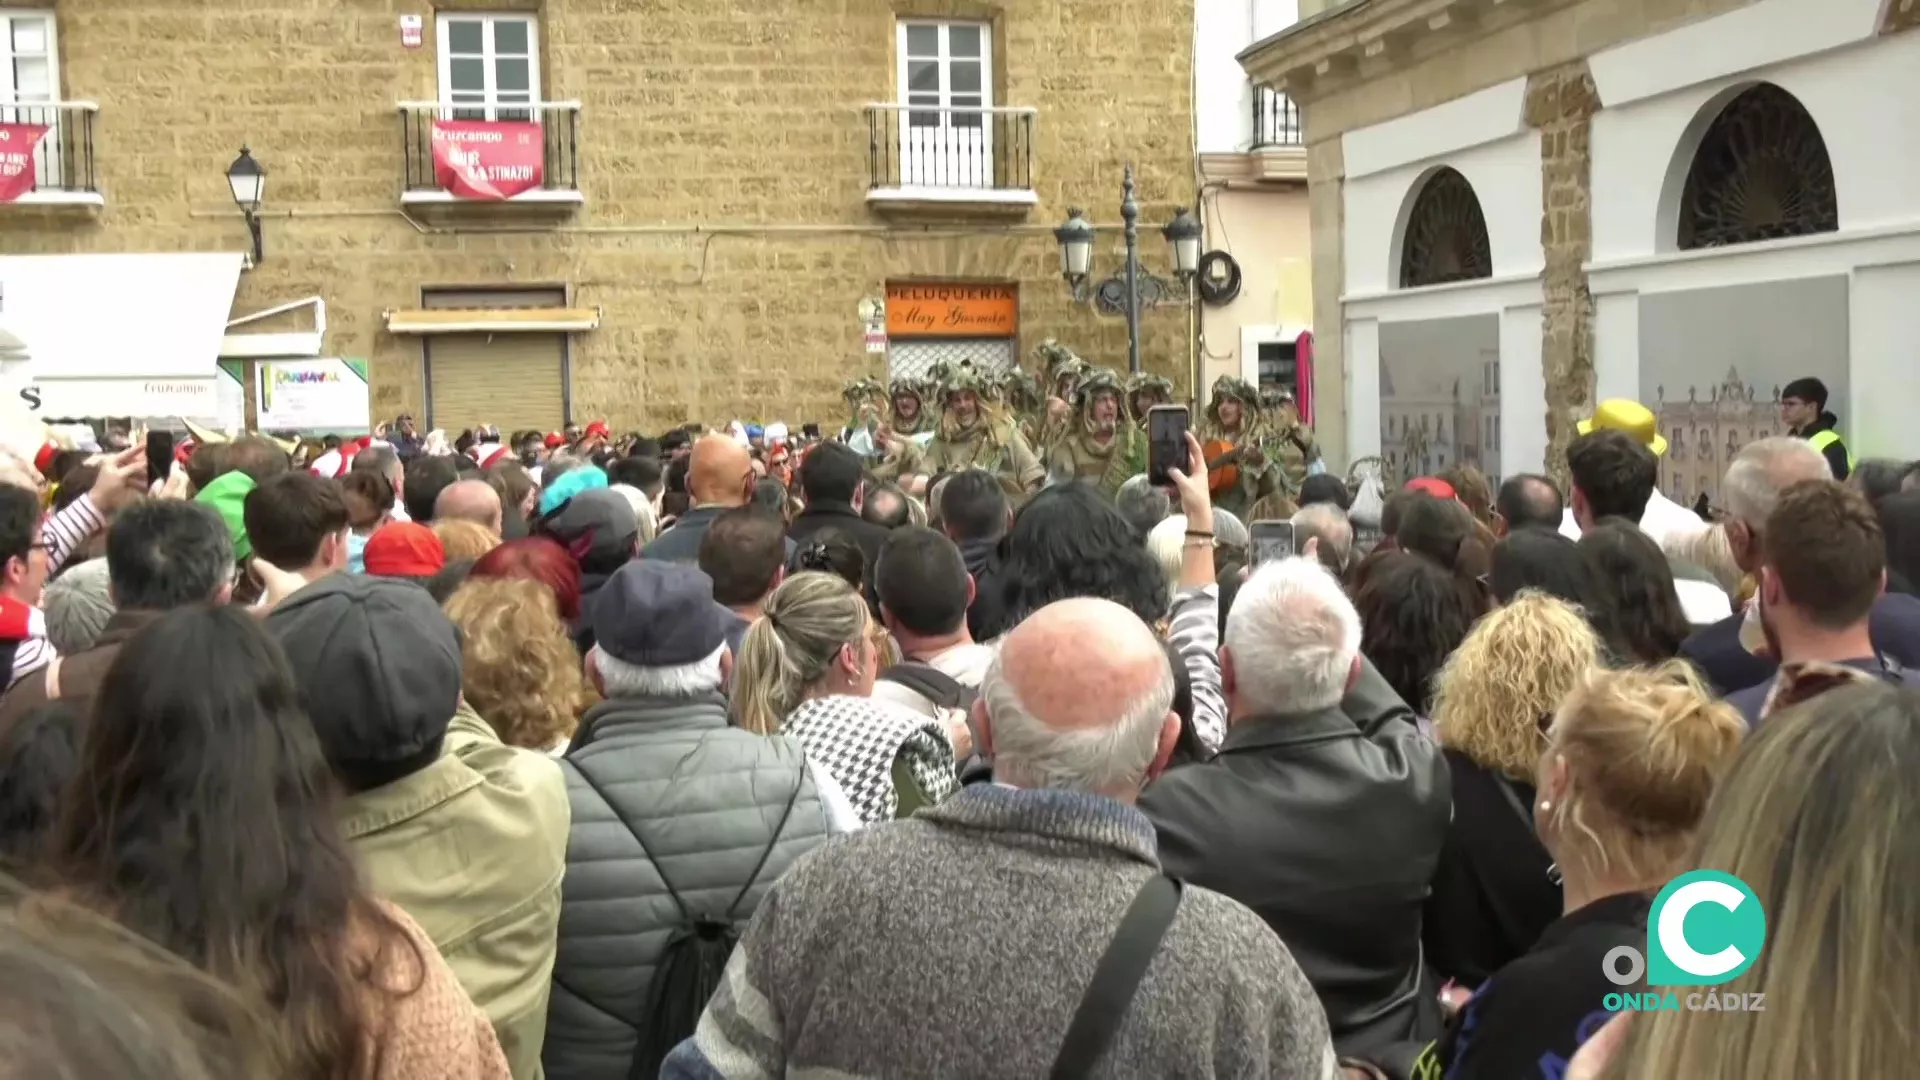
[399,14,424,48]
[0,125,49,203]
[885,282,1018,339]
[864,319,888,354]
[430,120,544,200]
[256,358,370,431]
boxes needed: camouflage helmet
[940,359,995,401]
[1259,384,1296,413]
[1032,339,1086,381]
[1209,375,1258,406]
[887,375,924,403]
[842,376,884,405]
[1073,367,1127,414]
[920,360,954,398]
[1127,372,1174,401]
[1000,368,1045,413]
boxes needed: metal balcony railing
[0,100,98,197]
[396,101,582,197]
[866,104,1036,192]
[1253,86,1303,148]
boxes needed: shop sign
[885,282,1017,338]
[0,125,49,203]
[399,14,424,48]
[430,120,544,201]
[256,358,370,431]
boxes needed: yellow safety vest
[1806,428,1856,471]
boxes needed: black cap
[590,560,725,669]
[265,573,462,786]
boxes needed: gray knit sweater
[661,784,1337,1079]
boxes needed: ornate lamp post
[225,146,266,267]
[1055,164,1201,375]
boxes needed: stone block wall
[1,0,1196,430]
[1527,60,1599,484]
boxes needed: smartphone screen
[1147,405,1189,487]
[146,430,175,487]
[1250,520,1296,566]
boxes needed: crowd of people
[0,359,1909,1080]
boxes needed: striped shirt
[1168,584,1227,750]
[8,494,106,690]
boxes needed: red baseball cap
[584,420,611,439]
[1404,477,1457,499]
[363,523,447,578]
[544,432,566,449]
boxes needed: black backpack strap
[1050,875,1183,1080]
[879,663,968,709]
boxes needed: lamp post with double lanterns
[226,146,266,267]
[1054,164,1202,376]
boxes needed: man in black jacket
[1140,556,1451,1059]
[787,441,891,571]
[934,468,1011,642]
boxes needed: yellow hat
[1576,399,1667,457]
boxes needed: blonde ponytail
[730,571,867,735]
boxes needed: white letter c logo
[1658,879,1747,977]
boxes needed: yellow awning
[385,306,600,335]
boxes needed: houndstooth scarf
[783,695,957,826]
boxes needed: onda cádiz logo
[1602,870,1768,1013]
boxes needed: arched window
[1677,83,1838,250]
[1398,167,1493,288]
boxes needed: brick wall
[1,0,1196,430]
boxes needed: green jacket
[340,704,571,1080]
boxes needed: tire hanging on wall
[1196,250,1243,307]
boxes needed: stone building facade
[0,0,1196,433]
[1242,0,1920,480]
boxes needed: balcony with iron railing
[0,101,100,207]
[865,103,1038,218]
[396,101,584,208]
[1248,86,1306,181]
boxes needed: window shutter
[427,334,566,433]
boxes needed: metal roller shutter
[887,337,1015,384]
[426,333,566,432]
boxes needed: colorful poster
[430,120,544,200]
[256,358,370,431]
[0,125,49,202]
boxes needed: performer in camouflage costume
[1259,385,1323,498]
[1000,367,1048,448]
[841,377,885,438]
[916,361,1045,492]
[1201,376,1278,517]
[1047,368,1147,499]
[1032,340,1089,459]
[887,376,938,439]
[1125,372,1175,428]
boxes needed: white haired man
[544,560,854,1080]
[662,597,1338,1079]
[1141,557,1450,1063]
[1292,501,1354,577]
[1680,437,1920,694]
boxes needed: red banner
[430,120,544,201]
[1296,330,1315,428]
[0,124,49,203]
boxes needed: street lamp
[226,146,266,267]
[1055,164,1200,375]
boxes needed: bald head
[689,433,753,507]
[434,479,503,535]
[978,598,1177,799]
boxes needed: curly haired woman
[444,578,588,756]
[1423,592,1606,988]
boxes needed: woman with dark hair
[1576,519,1692,664]
[788,526,867,592]
[1353,552,1478,716]
[48,606,509,1080]
[976,481,1168,641]
[1849,458,1912,511]
[1488,528,1631,660]
[0,701,82,866]
[1877,490,1920,596]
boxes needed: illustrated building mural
[1654,367,1788,509]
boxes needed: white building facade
[1243,0,1920,490]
